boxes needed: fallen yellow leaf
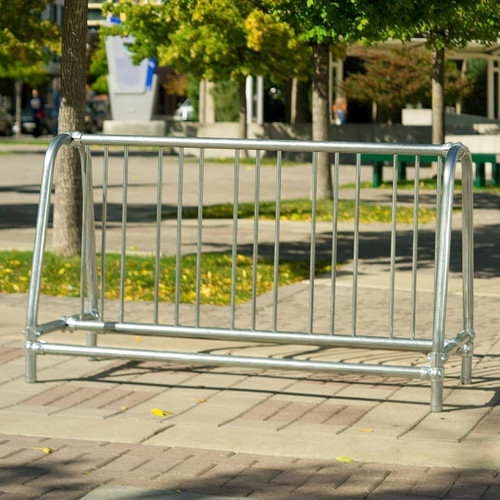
[135,336,142,342]
[33,447,55,454]
[357,428,374,433]
[335,456,354,463]
[151,408,174,417]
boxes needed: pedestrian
[29,89,44,137]
[333,95,347,125]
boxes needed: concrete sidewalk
[0,145,499,498]
[1,288,499,499]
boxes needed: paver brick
[445,468,498,499]
[236,398,290,421]
[408,468,461,497]
[481,485,500,500]
[323,468,389,497]
[325,403,374,426]
[38,487,94,500]
[0,483,53,499]
[292,402,345,424]
[472,406,500,433]
[0,347,24,364]
[19,385,76,406]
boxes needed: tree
[52,0,88,256]
[343,48,473,123]
[0,0,60,138]
[273,1,367,199]
[360,0,500,143]
[88,32,109,95]
[103,0,309,139]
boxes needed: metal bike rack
[24,132,475,412]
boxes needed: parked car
[0,111,13,136]
[173,99,194,121]
[13,105,57,136]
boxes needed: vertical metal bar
[460,150,475,384]
[230,150,240,329]
[330,152,340,335]
[100,145,109,320]
[119,145,129,323]
[81,145,99,348]
[272,151,282,332]
[174,148,184,325]
[154,147,164,325]
[411,155,421,339]
[434,156,443,298]
[431,146,462,412]
[309,152,318,334]
[195,149,205,327]
[79,148,87,319]
[352,153,361,336]
[388,154,398,338]
[251,150,261,331]
[25,133,73,383]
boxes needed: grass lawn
[0,251,333,306]
[178,198,436,224]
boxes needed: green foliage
[102,0,310,84]
[187,73,200,121]
[343,48,473,122]
[344,49,430,121]
[0,0,60,80]
[444,60,474,106]
[359,0,500,51]
[88,34,109,94]
[211,81,240,121]
[273,0,366,46]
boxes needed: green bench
[360,152,500,188]
[471,153,500,188]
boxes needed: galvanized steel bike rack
[24,132,475,412]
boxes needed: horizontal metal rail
[61,317,434,352]
[70,131,449,155]
[29,341,434,380]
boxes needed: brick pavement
[1,434,499,499]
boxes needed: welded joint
[23,326,42,339]
[447,339,474,357]
[86,308,101,320]
[456,328,476,342]
[64,310,100,330]
[61,315,78,331]
[460,342,474,357]
[420,366,444,381]
[464,328,476,342]
[63,315,77,330]
[69,131,84,144]
[444,329,475,356]
[428,351,448,365]
[25,340,45,355]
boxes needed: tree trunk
[431,47,445,145]
[312,43,332,200]
[52,0,88,256]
